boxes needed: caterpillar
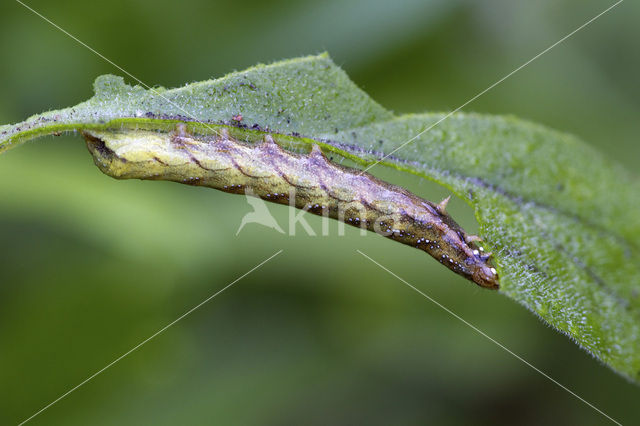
[82,125,499,289]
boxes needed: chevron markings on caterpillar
[83,124,499,289]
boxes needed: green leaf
[0,53,391,153]
[1,54,639,382]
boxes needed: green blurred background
[1,0,639,424]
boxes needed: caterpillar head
[83,129,187,180]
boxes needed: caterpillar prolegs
[83,125,499,289]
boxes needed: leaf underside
[1,53,639,382]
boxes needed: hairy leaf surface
[1,54,639,381]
